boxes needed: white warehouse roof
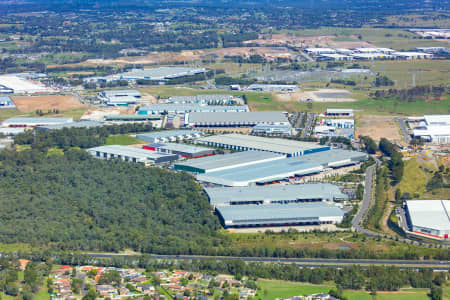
[406,200,450,236]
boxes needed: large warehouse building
[195,134,330,157]
[35,121,104,131]
[97,90,142,106]
[185,111,290,128]
[143,142,214,159]
[117,67,207,81]
[405,200,450,239]
[164,94,237,105]
[204,183,348,207]
[173,151,285,174]
[2,117,73,128]
[298,149,369,168]
[87,145,178,165]
[410,115,450,143]
[216,202,345,228]
[138,104,248,115]
[137,130,204,143]
[0,75,51,94]
[196,157,323,186]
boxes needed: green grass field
[342,290,373,300]
[254,280,332,300]
[396,159,428,198]
[374,290,429,300]
[105,134,146,145]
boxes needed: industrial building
[87,145,178,165]
[35,121,104,131]
[404,200,450,239]
[98,90,142,106]
[392,52,433,60]
[117,67,207,81]
[163,94,237,105]
[298,149,368,168]
[138,104,248,115]
[0,75,51,94]
[173,151,285,174]
[204,183,348,206]
[216,202,345,228]
[196,157,323,186]
[305,48,337,55]
[318,53,353,61]
[0,96,16,109]
[246,84,299,92]
[195,134,330,157]
[136,130,204,143]
[325,109,354,117]
[251,124,293,135]
[143,142,214,158]
[2,117,73,128]
[185,111,290,128]
[409,115,450,143]
[104,114,162,127]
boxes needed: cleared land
[354,115,402,141]
[275,89,356,103]
[12,95,85,112]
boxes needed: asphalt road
[301,113,316,138]
[352,163,376,233]
[85,253,450,270]
[397,118,411,144]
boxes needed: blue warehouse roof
[196,157,323,186]
[217,202,345,226]
[204,183,348,206]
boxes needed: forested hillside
[0,149,223,253]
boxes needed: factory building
[98,90,142,106]
[143,142,214,159]
[392,52,433,60]
[319,54,353,61]
[0,96,16,109]
[138,104,248,115]
[246,84,299,92]
[0,75,51,94]
[298,149,368,168]
[163,94,237,105]
[409,115,450,143]
[117,67,207,81]
[196,157,323,186]
[103,114,162,127]
[204,183,348,207]
[251,124,293,136]
[137,130,204,143]
[216,202,345,228]
[405,200,450,239]
[87,145,178,165]
[35,121,104,131]
[195,134,330,157]
[305,48,337,55]
[173,151,285,174]
[325,109,354,117]
[185,111,290,128]
[2,117,73,128]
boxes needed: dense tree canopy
[0,149,222,253]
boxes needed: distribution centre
[185,111,290,128]
[204,183,348,207]
[143,142,214,158]
[136,130,204,143]
[87,145,179,165]
[404,200,450,239]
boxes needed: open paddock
[12,95,85,112]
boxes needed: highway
[85,253,450,270]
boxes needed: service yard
[12,95,85,112]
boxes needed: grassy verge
[105,134,146,145]
[254,280,332,300]
[396,159,428,199]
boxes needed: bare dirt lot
[355,115,402,142]
[274,89,356,102]
[12,95,85,112]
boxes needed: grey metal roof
[2,117,73,125]
[406,200,450,231]
[119,67,206,80]
[36,121,104,130]
[102,90,141,97]
[196,134,326,155]
[87,145,177,160]
[104,114,161,120]
[137,130,204,141]
[197,158,323,186]
[139,104,248,113]
[298,149,368,167]
[217,202,344,223]
[147,142,213,154]
[204,183,348,206]
[173,151,284,173]
[186,111,289,124]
